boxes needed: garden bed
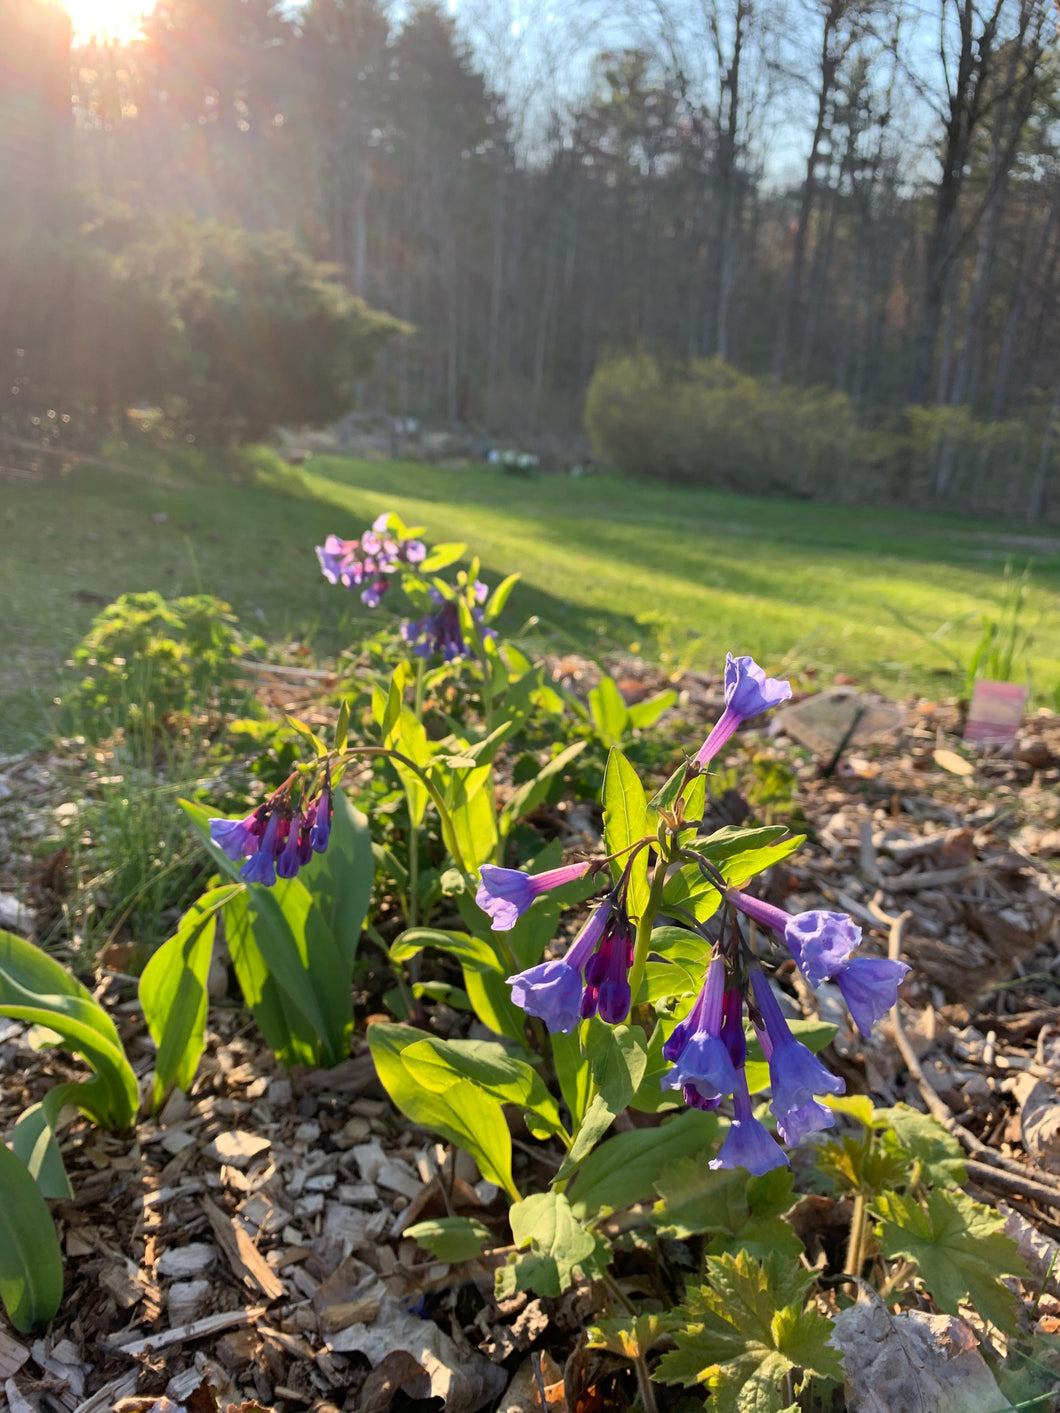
[0,660,1058,1412]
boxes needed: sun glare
[62,0,149,42]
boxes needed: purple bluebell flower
[507,896,613,1033]
[694,653,791,768]
[240,811,284,886]
[751,969,843,1137]
[476,860,592,932]
[360,576,390,608]
[710,1067,788,1175]
[833,955,910,1037]
[209,810,263,862]
[401,539,427,565]
[728,892,862,989]
[662,957,740,1105]
[316,535,356,585]
[276,811,305,880]
[309,786,332,853]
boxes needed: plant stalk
[626,855,670,1018]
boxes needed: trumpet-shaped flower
[476,860,592,932]
[833,955,910,1037]
[694,654,791,768]
[580,912,635,1024]
[507,896,613,1033]
[240,811,285,887]
[710,1067,788,1175]
[662,957,740,1105]
[309,787,332,853]
[209,810,264,861]
[751,969,843,1138]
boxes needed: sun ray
[62,0,149,43]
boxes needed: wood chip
[105,1306,264,1358]
[0,1333,30,1381]
[201,1194,284,1301]
[206,1130,271,1168]
[155,1242,217,1279]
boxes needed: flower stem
[626,854,670,1018]
[844,1193,867,1278]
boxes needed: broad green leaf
[587,1312,676,1360]
[652,1159,802,1260]
[500,1190,608,1298]
[603,747,650,918]
[696,825,805,888]
[405,1216,492,1263]
[589,676,630,748]
[297,789,373,972]
[661,865,725,924]
[0,931,137,1131]
[554,1023,649,1180]
[420,541,467,572]
[140,887,233,1109]
[368,1023,519,1200]
[390,928,504,972]
[401,1034,566,1140]
[654,1250,843,1408]
[13,1081,85,1198]
[569,1108,720,1217]
[0,1143,63,1332]
[626,689,678,730]
[875,1104,967,1185]
[551,1027,594,1128]
[874,1187,1026,1333]
[224,889,321,1068]
[447,769,497,871]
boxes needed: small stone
[293,1121,321,1146]
[167,1279,212,1324]
[267,1078,292,1107]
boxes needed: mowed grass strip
[3,450,1059,748]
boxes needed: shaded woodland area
[4,0,1060,516]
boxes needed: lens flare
[62,0,148,42]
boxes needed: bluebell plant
[209,775,333,886]
[479,652,909,1173]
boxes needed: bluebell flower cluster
[485,651,911,1174]
[401,584,495,663]
[209,783,332,887]
[316,513,426,607]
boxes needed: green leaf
[569,1108,720,1217]
[224,889,321,1067]
[297,789,373,971]
[283,713,328,758]
[0,1143,63,1332]
[334,697,350,753]
[874,1104,967,1185]
[405,1216,492,1263]
[501,1190,608,1297]
[626,689,678,730]
[589,676,630,749]
[485,571,520,622]
[400,1034,566,1141]
[0,931,137,1131]
[603,747,649,918]
[500,741,587,835]
[368,1023,519,1200]
[420,541,467,572]
[696,825,805,888]
[390,928,504,972]
[555,1023,650,1181]
[139,886,235,1109]
[551,1028,594,1128]
[873,1187,1027,1334]
[13,1081,86,1198]
[652,1159,803,1260]
[654,1250,843,1409]
[587,1312,676,1360]
[660,865,725,924]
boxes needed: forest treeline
[3,0,1060,518]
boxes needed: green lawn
[4,449,1059,750]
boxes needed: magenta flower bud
[694,653,791,768]
[476,860,593,932]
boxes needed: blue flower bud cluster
[209,781,332,887]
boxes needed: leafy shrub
[66,591,257,739]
